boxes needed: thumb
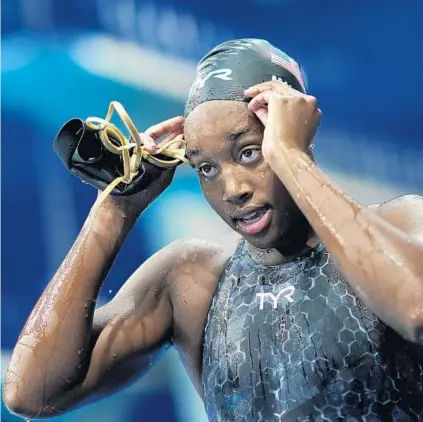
[248,91,275,127]
[168,133,185,150]
[252,106,269,127]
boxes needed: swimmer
[4,39,423,421]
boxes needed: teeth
[242,211,260,220]
[240,208,266,221]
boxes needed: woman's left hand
[245,81,322,162]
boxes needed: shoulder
[368,194,423,240]
[113,237,234,301]
[165,237,235,269]
[368,194,423,210]
[368,194,423,217]
[163,237,236,294]
[140,237,234,272]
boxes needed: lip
[233,206,273,235]
[232,205,270,220]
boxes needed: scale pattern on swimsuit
[202,241,423,421]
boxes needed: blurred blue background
[1,0,422,421]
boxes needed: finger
[139,133,158,154]
[249,91,285,131]
[254,106,269,126]
[245,80,294,97]
[146,116,184,141]
[159,132,184,150]
[247,90,280,113]
[142,116,184,153]
[167,134,185,150]
[244,82,275,98]
[267,92,285,130]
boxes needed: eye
[198,163,218,178]
[239,147,261,163]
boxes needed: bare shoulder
[110,236,235,312]
[165,237,235,307]
[368,194,423,240]
[369,194,423,209]
[166,236,235,276]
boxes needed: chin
[242,221,309,255]
[238,226,282,250]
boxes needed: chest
[201,250,423,420]
[203,256,376,380]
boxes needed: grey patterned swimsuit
[202,240,423,421]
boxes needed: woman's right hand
[96,115,185,216]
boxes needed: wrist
[89,195,143,238]
[94,194,146,219]
[266,143,308,163]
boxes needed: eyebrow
[226,127,255,143]
[187,127,256,158]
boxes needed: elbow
[3,390,39,419]
[2,387,53,419]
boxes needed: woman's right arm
[3,115,188,419]
[2,195,184,419]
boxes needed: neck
[246,229,320,266]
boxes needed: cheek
[200,181,223,209]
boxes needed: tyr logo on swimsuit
[256,285,295,310]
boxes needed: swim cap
[184,38,307,117]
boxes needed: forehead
[184,100,262,151]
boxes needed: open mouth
[234,205,272,235]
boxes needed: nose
[222,174,253,205]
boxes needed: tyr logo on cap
[196,68,233,88]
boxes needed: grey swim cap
[184,38,307,117]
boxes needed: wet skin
[3,93,423,419]
[184,101,312,255]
